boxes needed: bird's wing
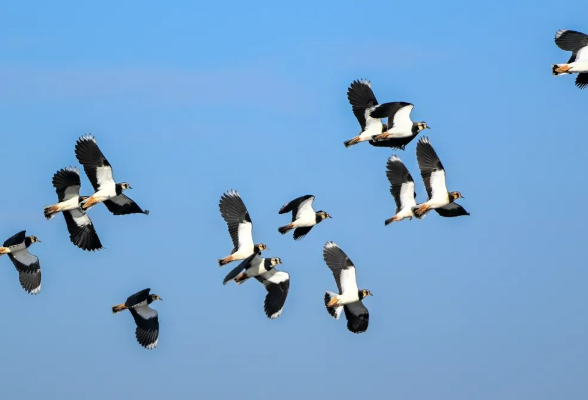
[347,79,379,130]
[416,136,447,200]
[279,194,314,219]
[8,250,41,295]
[343,301,369,333]
[386,155,417,212]
[103,195,149,216]
[125,288,151,307]
[293,227,313,241]
[62,209,103,251]
[370,102,413,126]
[368,135,415,150]
[3,230,26,247]
[255,269,290,319]
[435,202,470,217]
[74,134,114,192]
[222,252,258,285]
[555,29,588,52]
[130,306,159,350]
[323,242,359,295]
[576,73,588,89]
[52,167,81,202]
[219,190,253,252]
[293,196,316,221]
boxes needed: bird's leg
[326,296,339,308]
[372,132,389,141]
[82,197,97,209]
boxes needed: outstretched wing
[416,136,447,200]
[129,306,159,349]
[103,195,149,215]
[52,167,81,202]
[323,241,358,295]
[75,134,114,192]
[62,209,102,251]
[343,301,369,334]
[347,79,379,130]
[255,269,290,319]
[435,202,470,217]
[8,250,41,295]
[386,155,416,212]
[219,190,253,252]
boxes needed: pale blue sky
[1,1,588,399]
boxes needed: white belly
[337,291,360,305]
[92,186,117,201]
[385,123,412,138]
[570,61,588,72]
[292,214,316,227]
[57,196,81,212]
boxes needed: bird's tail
[218,255,232,267]
[278,223,294,234]
[324,292,343,319]
[0,247,8,256]
[343,136,361,148]
[553,64,571,76]
[112,303,127,314]
[43,204,60,220]
[384,216,396,226]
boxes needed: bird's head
[359,289,373,299]
[28,235,41,244]
[450,191,464,200]
[270,258,282,267]
[120,182,132,190]
[255,243,269,252]
[416,122,430,132]
[317,211,332,220]
[150,294,163,302]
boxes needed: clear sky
[1,1,587,399]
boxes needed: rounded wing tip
[324,241,338,249]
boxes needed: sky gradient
[1,1,588,399]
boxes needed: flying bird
[44,167,102,251]
[384,155,417,225]
[552,29,588,89]
[344,80,429,150]
[75,134,149,215]
[0,231,41,295]
[413,137,469,218]
[218,190,268,266]
[223,253,290,319]
[278,195,331,240]
[112,288,162,350]
[323,242,371,334]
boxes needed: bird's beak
[37,240,42,243]
[328,215,333,218]
[158,297,163,301]
[426,125,431,129]
[461,195,465,199]
[129,186,133,189]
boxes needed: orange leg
[555,65,571,73]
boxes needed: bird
[44,167,103,251]
[217,190,268,266]
[322,242,371,334]
[74,134,149,215]
[278,195,331,240]
[344,80,430,150]
[384,155,417,225]
[223,252,289,319]
[0,231,41,295]
[413,136,469,218]
[552,29,588,89]
[112,288,162,350]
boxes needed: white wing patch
[295,196,315,220]
[391,104,414,127]
[12,249,38,266]
[237,221,254,251]
[576,46,588,61]
[263,270,289,284]
[399,180,417,209]
[96,165,114,191]
[69,208,91,227]
[63,185,81,201]
[339,267,359,296]
[135,305,158,320]
[429,170,448,201]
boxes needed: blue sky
[1,0,588,398]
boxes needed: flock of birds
[1,29,584,349]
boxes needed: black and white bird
[323,242,371,334]
[413,137,469,218]
[75,134,149,215]
[552,29,588,89]
[278,195,331,240]
[44,167,102,251]
[112,288,162,350]
[0,231,41,295]
[223,252,289,319]
[344,79,429,150]
[384,155,417,225]
[218,190,268,266]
